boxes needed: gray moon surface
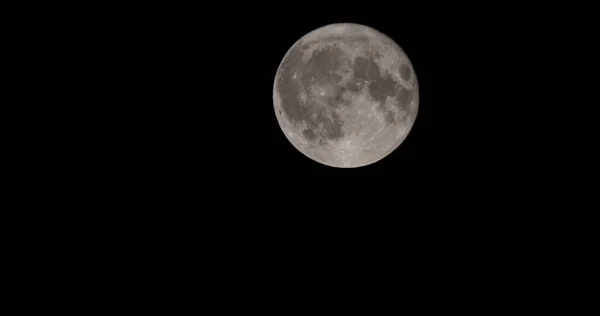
[273,23,419,168]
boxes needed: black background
[82,3,590,221]
[11,2,595,300]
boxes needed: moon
[273,23,419,168]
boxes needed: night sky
[97,2,585,218]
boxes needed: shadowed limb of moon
[273,23,419,168]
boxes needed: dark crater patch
[316,112,344,146]
[397,86,413,110]
[344,79,360,92]
[317,137,329,147]
[296,109,345,145]
[322,85,347,108]
[320,111,344,141]
[369,77,397,106]
[353,56,397,106]
[278,86,344,145]
[399,63,411,81]
[277,75,310,124]
[384,110,396,124]
[299,45,346,87]
[353,56,380,82]
[302,128,317,142]
[328,79,362,107]
[327,88,345,107]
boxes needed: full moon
[273,23,419,168]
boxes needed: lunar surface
[273,23,419,168]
